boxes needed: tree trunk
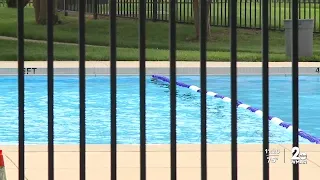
[6,0,30,8]
[206,0,212,37]
[192,0,212,40]
[33,0,60,25]
[33,0,41,24]
[192,0,200,39]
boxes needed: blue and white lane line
[152,75,320,144]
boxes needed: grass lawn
[1,38,320,61]
[1,7,320,61]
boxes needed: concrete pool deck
[0,61,320,75]
[1,144,320,180]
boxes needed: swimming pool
[0,75,319,144]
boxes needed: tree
[6,0,31,8]
[33,0,61,25]
[192,0,212,40]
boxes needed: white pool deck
[0,61,320,75]
[1,61,320,179]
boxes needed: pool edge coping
[1,61,320,75]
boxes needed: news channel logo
[291,147,307,165]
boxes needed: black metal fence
[55,0,320,32]
[14,0,300,178]
[1,0,319,32]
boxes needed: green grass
[3,38,320,61]
[1,7,320,61]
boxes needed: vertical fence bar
[268,0,271,27]
[224,0,227,26]
[117,0,119,15]
[210,2,213,26]
[183,0,186,22]
[121,0,123,15]
[165,0,168,21]
[105,0,108,15]
[137,0,139,18]
[47,0,55,179]
[94,0,98,19]
[97,0,100,15]
[187,0,190,22]
[161,0,164,20]
[139,0,146,178]
[289,0,291,19]
[129,0,132,17]
[262,0,269,178]
[146,0,148,19]
[110,0,117,178]
[273,0,276,29]
[64,0,68,16]
[153,0,158,21]
[292,0,299,177]
[86,0,89,14]
[212,0,215,25]
[284,0,286,20]
[308,0,311,19]
[179,0,182,21]
[304,0,306,18]
[17,0,25,179]
[191,0,193,23]
[298,0,301,18]
[169,0,177,178]
[79,0,86,178]
[212,0,218,25]
[314,0,317,31]
[259,0,261,28]
[200,0,207,178]
[230,0,237,178]
[216,0,219,25]
[126,0,129,16]
[249,0,252,27]
[254,0,256,27]
[240,0,242,27]
[245,0,247,27]
[220,0,223,25]
[279,0,281,30]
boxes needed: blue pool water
[0,75,319,144]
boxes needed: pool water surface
[0,75,319,144]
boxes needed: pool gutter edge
[0,61,320,75]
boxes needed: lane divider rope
[152,75,320,144]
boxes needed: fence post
[94,0,98,19]
[152,0,158,21]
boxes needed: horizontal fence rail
[53,0,320,32]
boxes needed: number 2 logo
[292,147,300,160]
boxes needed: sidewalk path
[0,35,107,47]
